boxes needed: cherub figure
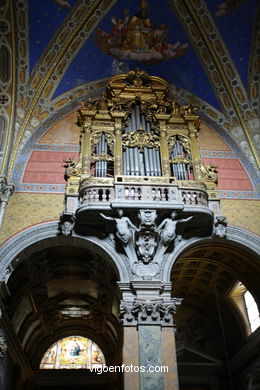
[100,209,138,244]
[157,211,193,246]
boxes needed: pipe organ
[169,135,192,180]
[65,70,217,206]
[91,132,114,177]
[123,103,161,177]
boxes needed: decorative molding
[218,190,260,199]
[200,150,236,159]
[35,144,80,152]
[15,184,66,193]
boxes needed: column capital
[120,297,182,326]
[0,176,14,203]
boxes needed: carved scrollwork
[168,136,176,150]
[196,161,218,182]
[169,156,191,164]
[91,132,102,148]
[135,231,158,264]
[168,135,191,156]
[179,135,191,153]
[122,128,160,151]
[64,157,82,178]
[92,153,114,162]
[91,132,114,154]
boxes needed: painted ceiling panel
[206,0,258,87]
[52,0,220,108]
[26,0,257,112]
[28,0,78,72]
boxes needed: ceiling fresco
[53,0,220,107]
[1,0,258,184]
[27,0,258,110]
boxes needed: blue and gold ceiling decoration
[0,0,259,183]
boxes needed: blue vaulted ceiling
[27,0,259,110]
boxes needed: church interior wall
[0,0,259,388]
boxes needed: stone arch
[0,220,131,283]
[162,225,260,370]
[0,221,127,389]
[161,225,260,284]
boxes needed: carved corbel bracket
[60,212,75,237]
[213,215,227,238]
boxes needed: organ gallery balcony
[63,70,218,232]
[78,176,208,208]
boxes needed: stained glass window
[40,336,105,369]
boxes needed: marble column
[120,282,181,390]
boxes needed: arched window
[244,291,260,333]
[230,282,260,335]
[40,336,105,369]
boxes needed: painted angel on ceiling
[94,0,188,64]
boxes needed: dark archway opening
[171,241,260,390]
[3,244,123,390]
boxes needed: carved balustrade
[79,176,208,207]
